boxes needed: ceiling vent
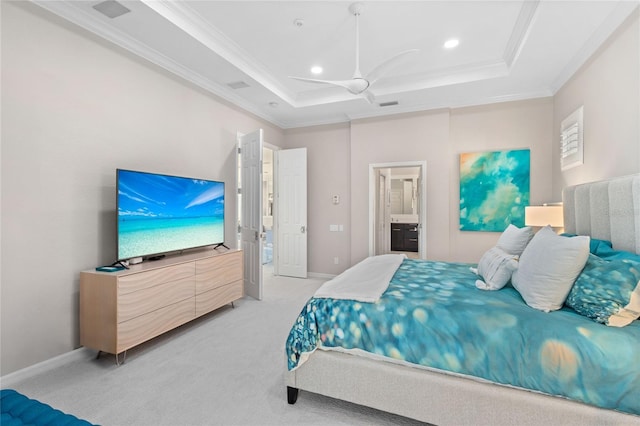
[379,101,399,107]
[93,0,131,19]
[227,81,251,90]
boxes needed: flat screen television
[117,169,225,261]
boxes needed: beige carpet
[4,268,425,425]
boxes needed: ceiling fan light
[444,38,459,49]
[346,78,370,95]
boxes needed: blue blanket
[1,389,94,425]
[286,259,640,415]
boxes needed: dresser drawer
[118,263,194,294]
[118,276,195,323]
[195,280,243,317]
[117,297,195,353]
[196,251,243,293]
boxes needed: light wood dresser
[80,249,243,363]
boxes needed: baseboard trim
[308,272,336,279]
[0,347,93,388]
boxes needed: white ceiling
[33,1,638,129]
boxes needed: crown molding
[344,89,552,123]
[550,1,639,93]
[373,60,509,97]
[503,0,540,67]
[276,89,553,129]
[139,0,298,106]
[278,115,352,130]
[30,1,288,128]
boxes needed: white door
[276,148,307,278]
[239,130,263,300]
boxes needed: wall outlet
[334,257,339,265]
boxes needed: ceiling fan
[289,2,418,102]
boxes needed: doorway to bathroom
[369,161,427,259]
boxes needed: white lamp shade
[525,205,564,227]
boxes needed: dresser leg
[231,301,235,309]
[115,351,127,366]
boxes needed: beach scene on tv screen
[118,170,224,259]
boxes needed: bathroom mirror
[390,178,417,215]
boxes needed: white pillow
[512,226,590,312]
[474,246,519,291]
[496,224,533,255]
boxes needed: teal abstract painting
[459,149,530,232]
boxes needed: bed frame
[285,174,640,425]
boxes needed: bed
[284,174,640,425]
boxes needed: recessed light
[311,66,323,75]
[443,39,459,49]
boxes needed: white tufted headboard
[562,173,640,254]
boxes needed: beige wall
[449,99,554,262]
[553,9,640,198]
[286,98,554,268]
[1,1,283,375]
[283,124,351,275]
[350,110,452,263]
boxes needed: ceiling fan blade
[289,76,338,86]
[289,76,369,95]
[361,91,376,104]
[365,49,419,86]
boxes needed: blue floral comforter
[285,259,640,415]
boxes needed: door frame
[236,135,279,233]
[263,143,279,275]
[376,168,391,255]
[368,161,427,259]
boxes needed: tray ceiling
[32,1,639,128]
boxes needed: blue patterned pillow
[592,244,640,262]
[561,234,640,262]
[566,254,640,327]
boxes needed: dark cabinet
[390,223,418,252]
[391,224,404,251]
